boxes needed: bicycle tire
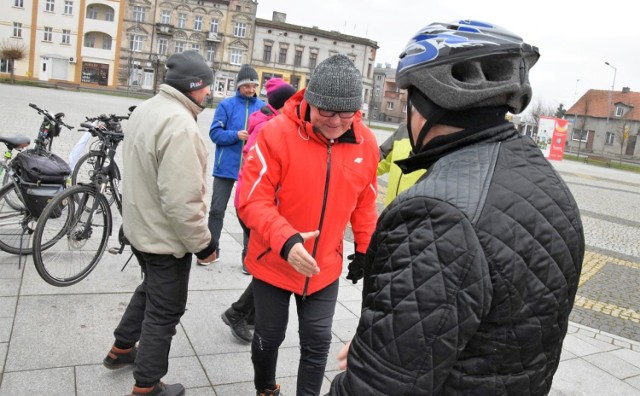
[71,152,121,206]
[0,182,33,254]
[32,184,112,287]
[2,168,25,211]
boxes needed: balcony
[156,23,174,36]
[206,32,222,42]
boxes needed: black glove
[346,252,366,284]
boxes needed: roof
[567,89,640,121]
[255,18,379,49]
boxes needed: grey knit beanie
[164,51,213,92]
[304,54,363,112]
[236,64,260,87]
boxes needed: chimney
[622,86,630,93]
[272,11,286,23]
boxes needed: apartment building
[1,0,123,87]
[253,12,378,118]
[371,63,406,123]
[119,0,257,97]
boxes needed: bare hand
[238,130,249,141]
[287,231,320,277]
[338,340,351,370]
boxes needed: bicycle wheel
[71,152,121,206]
[2,169,25,211]
[0,182,33,254]
[32,184,112,287]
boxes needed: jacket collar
[159,84,204,118]
[235,89,259,103]
[397,122,519,173]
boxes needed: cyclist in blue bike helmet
[330,20,584,396]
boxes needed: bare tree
[524,100,556,136]
[614,122,629,165]
[575,96,591,159]
[0,39,27,84]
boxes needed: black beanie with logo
[164,51,213,92]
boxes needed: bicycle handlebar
[28,103,74,130]
[80,122,124,138]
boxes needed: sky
[256,0,640,114]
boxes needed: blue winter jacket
[209,90,265,180]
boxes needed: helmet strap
[408,87,447,153]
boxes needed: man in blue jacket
[202,64,265,269]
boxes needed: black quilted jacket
[330,124,584,395]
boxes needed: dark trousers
[232,213,255,322]
[113,247,192,386]
[208,176,235,249]
[252,278,339,395]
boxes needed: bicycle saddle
[0,135,31,149]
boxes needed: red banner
[548,119,568,161]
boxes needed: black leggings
[251,277,339,395]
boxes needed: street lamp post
[604,62,617,145]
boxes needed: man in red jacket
[238,54,378,396]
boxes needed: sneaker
[221,307,253,344]
[130,382,185,396]
[103,345,137,369]
[197,252,220,266]
[257,384,280,396]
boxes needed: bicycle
[0,134,31,209]
[0,103,73,258]
[70,111,132,206]
[31,112,129,286]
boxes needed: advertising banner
[537,116,567,161]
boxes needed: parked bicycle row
[0,102,135,286]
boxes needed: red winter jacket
[238,90,378,296]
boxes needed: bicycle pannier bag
[11,149,70,218]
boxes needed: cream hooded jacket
[122,84,211,258]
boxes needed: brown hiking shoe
[257,384,280,396]
[103,345,137,369]
[130,382,185,396]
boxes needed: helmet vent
[480,58,514,82]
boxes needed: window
[375,87,380,96]
[309,52,317,69]
[294,49,302,67]
[235,5,241,11]
[43,27,53,42]
[615,106,624,117]
[63,0,72,14]
[14,0,23,8]
[161,10,170,24]
[206,46,215,62]
[87,6,97,19]
[571,129,589,142]
[102,35,112,50]
[210,19,219,33]
[105,9,114,21]
[367,64,372,78]
[13,22,22,38]
[605,131,615,145]
[133,6,145,22]
[403,103,407,113]
[157,38,167,55]
[175,41,184,53]
[194,16,203,31]
[130,34,143,52]
[45,0,54,12]
[178,13,187,29]
[230,49,242,65]
[278,47,287,64]
[1,59,10,73]
[191,43,200,52]
[61,29,70,44]
[387,101,394,110]
[233,22,246,37]
[376,75,382,81]
[262,44,272,62]
[84,33,95,47]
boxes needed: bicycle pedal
[107,247,121,255]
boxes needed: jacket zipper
[239,99,250,173]
[302,140,333,300]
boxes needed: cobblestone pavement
[1,84,640,395]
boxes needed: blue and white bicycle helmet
[396,20,539,114]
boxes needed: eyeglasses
[317,109,356,119]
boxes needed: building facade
[2,0,123,87]
[252,12,378,117]
[118,0,257,96]
[566,87,640,158]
